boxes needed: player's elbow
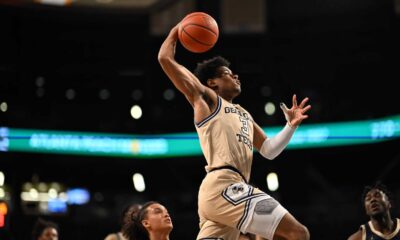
[158,48,175,63]
[157,54,169,64]
[158,55,176,70]
[263,154,276,160]
[259,149,278,160]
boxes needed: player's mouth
[370,202,380,210]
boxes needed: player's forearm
[259,123,296,160]
[158,36,177,63]
[158,30,187,88]
[158,45,202,101]
[158,25,179,62]
[158,26,205,102]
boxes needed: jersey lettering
[236,133,253,150]
[240,116,249,136]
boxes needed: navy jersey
[361,218,400,240]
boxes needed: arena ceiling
[0,0,173,10]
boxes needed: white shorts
[241,193,288,239]
[197,169,288,240]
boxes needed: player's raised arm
[157,25,207,106]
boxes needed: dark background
[0,0,399,239]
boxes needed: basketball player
[122,201,173,240]
[348,183,400,240]
[158,24,311,240]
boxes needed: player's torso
[362,219,400,240]
[195,96,254,181]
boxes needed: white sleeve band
[259,123,296,160]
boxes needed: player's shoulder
[104,233,118,240]
[347,228,363,240]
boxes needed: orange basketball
[178,12,219,53]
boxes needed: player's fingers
[280,102,289,112]
[299,97,309,108]
[301,105,311,114]
[292,94,298,107]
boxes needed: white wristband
[259,123,296,160]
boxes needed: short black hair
[361,182,393,206]
[194,56,230,84]
[32,218,59,240]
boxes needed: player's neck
[148,231,170,240]
[217,91,236,103]
[371,214,395,234]
[214,86,240,103]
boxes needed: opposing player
[348,183,400,240]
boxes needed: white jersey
[195,96,254,181]
[195,96,288,240]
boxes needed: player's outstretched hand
[280,94,311,127]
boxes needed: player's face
[38,227,58,240]
[142,203,173,233]
[364,189,390,217]
[214,66,241,95]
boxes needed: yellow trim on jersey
[368,218,400,239]
[361,224,366,240]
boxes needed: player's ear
[142,219,150,228]
[207,78,217,88]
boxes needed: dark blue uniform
[361,219,400,240]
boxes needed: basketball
[178,12,219,53]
